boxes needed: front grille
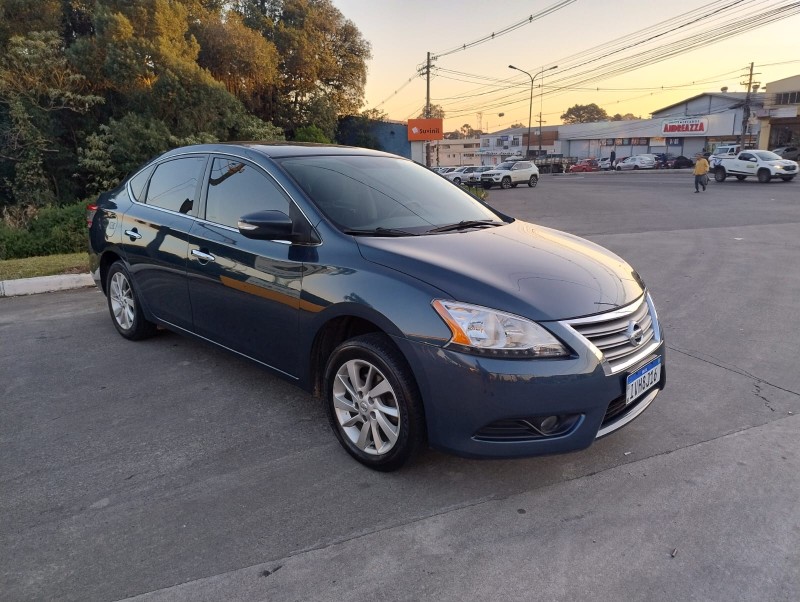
[784,165,796,171]
[566,295,659,374]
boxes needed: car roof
[158,142,398,161]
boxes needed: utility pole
[537,114,547,157]
[739,62,760,147]
[424,52,432,166]
[425,52,431,119]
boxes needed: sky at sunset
[331,0,800,133]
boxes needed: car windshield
[754,151,782,161]
[494,162,517,170]
[279,155,506,234]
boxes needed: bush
[0,202,88,260]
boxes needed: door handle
[124,228,142,241]
[191,249,216,262]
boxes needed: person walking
[693,152,710,193]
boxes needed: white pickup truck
[713,150,798,183]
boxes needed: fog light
[537,415,560,434]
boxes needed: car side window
[145,157,206,214]
[128,164,155,202]
[740,153,754,161]
[204,157,290,229]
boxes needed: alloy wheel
[332,359,400,455]
[109,271,135,331]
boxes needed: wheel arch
[310,314,396,398]
[98,250,125,295]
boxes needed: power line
[432,1,577,59]
[441,1,800,120]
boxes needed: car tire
[615,166,621,171]
[106,262,158,341]
[714,167,727,182]
[501,177,512,189]
[323,333,425,472]
[453,177,461,185]
[483,183,492,189]
[735,175,746,181]
[511,183,518,188]
[633,165,639,170]
[757,169,771,183]
[528,175,538,187]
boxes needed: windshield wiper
[426,220,503,233]
[343,227,420,237]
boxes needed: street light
[508,64,557,159]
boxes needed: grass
[0,252,89,280]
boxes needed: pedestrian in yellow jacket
[694,153,710,193]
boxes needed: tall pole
[425,52,432,166]
[739,61,755,147]
[425,52,431,119]
[509,65,533,158]
[510,65,557,159]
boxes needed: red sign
[407,118,443,141]
[661,118,708,136]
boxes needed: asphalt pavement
[1,169,799,601]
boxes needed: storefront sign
[407,118,443,141]
[661,117,708,136]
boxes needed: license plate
[625,357,661,405]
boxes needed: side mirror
[238,210,302,243]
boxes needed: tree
[418,104,444,119]
[560,103,608,124]
[460,124,474,138]
[193,12,279,106]
[611,113,638,121]
[0,30,102,210]
[235,0,371,132]
[510,122,524,128]
[293,124,331,143]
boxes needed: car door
[118,154,207,329]
[736,152,757,175]
[186,154,305,377]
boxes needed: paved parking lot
[1,170,799,601]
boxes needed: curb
[0,273,95,298]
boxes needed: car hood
[482,169,510,175]
[356,221,645,321]
[768,160,798,167]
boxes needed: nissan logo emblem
[626,320,644,346]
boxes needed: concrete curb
[0,273,95,298]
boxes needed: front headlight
[432,300,570,358]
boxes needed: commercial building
[556,91,763,159]
[756,74,800,149]
[429,137,482,167]
[477,126,559,165]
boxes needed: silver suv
[481,160,540,189]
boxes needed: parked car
[444,165,481,185]
[568,159,600,173]
[615,155,656,171]
[480,160,540,189]
[88,143,665,471]
[668,155,695,169]
[770,145,799,161]
[598,157,612,171]
[466,165,493,185]
[714,149,797,183]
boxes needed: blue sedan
[88,143,665,471]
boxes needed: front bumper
[393,325,666,459]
